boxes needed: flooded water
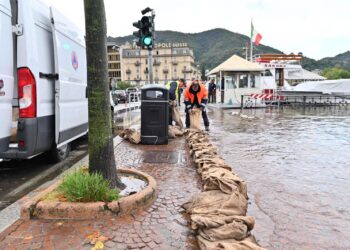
[119,173,147,197]
[209,106,350,249]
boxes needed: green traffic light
[143,36,152,46]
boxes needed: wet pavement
[208,106,350,249]
[1,106,349,249]
[0,136,201,249]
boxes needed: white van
[0,0,88,162]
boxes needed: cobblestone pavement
[0,137,201,250]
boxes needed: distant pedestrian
[221,77,225,103]
[166,80,182,127]
[208,79,217,103]
[184,79,210,131]
[178,79,186,107]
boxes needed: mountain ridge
[107,28,350,71]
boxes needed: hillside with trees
[108,29,350,73]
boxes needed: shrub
[116,81,132,90]
[58,171,119,202]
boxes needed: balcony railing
[172,61,178,65]
[126,69,131,74]
[135,61,141,66]
[153,60,161,66]
[163,69,169,74]
[182,69,193,73]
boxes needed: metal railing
[240,94,350,110]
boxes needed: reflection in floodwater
[209,106,350,249]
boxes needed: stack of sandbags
[119,128,141,144]
[182,130,265,250]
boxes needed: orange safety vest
[184,83,208,104]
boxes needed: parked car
[113,90,127,103]
[0,0,88,162]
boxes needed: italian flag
[251,22,262,46]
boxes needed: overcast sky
[43,0,350,60]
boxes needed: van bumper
[0,116,54,160]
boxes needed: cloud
[42,0,349,59]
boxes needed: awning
[208,55,264,75]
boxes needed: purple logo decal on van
[71,51,79,70]
[0,79,5,96]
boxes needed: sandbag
[119,128,140,144]
[189,142,214,150]
[194,147,218,159]
[194,157,227,169]
[172,105,184,130]
[168,126,176,138]
[200,163,232,175]
[182,190,248,217]
[189,109,202,131]
[199,220,248,241]
[190,146,217,157]
[190,214,255,232]
[197,235,265,250]
[170,125,184,136]
[202,168,248,197]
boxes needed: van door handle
[39,72,59,80]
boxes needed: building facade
[107,42,122,85]
[120,42,201,85]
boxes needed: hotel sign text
[155,42,188,48]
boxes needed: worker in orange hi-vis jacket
[183,79,210,131]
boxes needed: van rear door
[0,0,14,153]
[50,6,88,147]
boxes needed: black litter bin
[141,84,169,144]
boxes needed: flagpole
[250,19,253,62]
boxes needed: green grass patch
[57,171,119,202]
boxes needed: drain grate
[142,151,179,164]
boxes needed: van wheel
[50,143,71,163]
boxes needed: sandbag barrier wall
[182,130,266,250]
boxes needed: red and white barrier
[250,93,285,100]
[250,93,272,99]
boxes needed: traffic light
[141,16,153,49]
[132,20,142,47]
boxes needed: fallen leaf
[86,231,100,245]
[24,235,33,241]
[86,231,99,240]
[93,241,104,250]
[98,236,109,242]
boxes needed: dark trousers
[178,89,183,106]
[221,90,225,103]
[208,93,216,103]
[185,107,209,128]
[169,105,173,125]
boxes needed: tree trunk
[84,0,123,189]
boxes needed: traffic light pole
[148,10,155,84]
[148,49,153,84]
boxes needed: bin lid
[141,84,169,101]
[141,84,168,91]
